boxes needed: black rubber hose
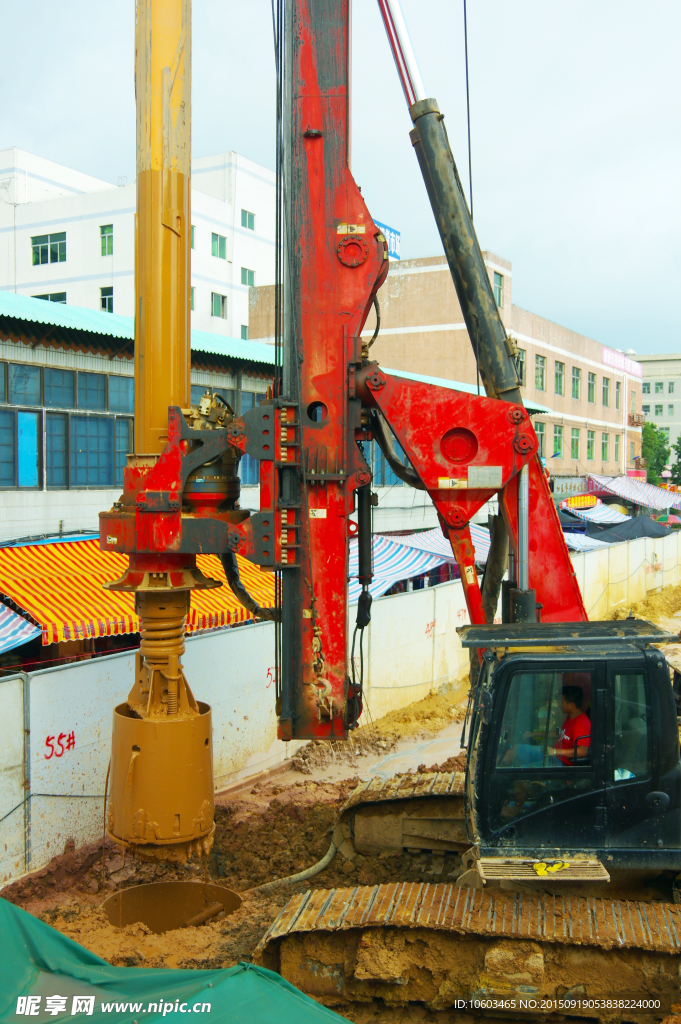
[370,410,425,491]
[220,552,280,622]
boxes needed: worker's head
[562,685,583,714]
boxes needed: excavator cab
[460,619,681,873]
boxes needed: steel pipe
[376,0,426,107]
[517,463,529,591]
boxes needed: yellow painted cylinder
[108,701,214,862]
[135,0,192,455]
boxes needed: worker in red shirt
[546,685,591,765]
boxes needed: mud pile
[4,776,460,969]
[292,733,395,774]
[610,579,681,628]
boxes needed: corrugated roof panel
[0,292,275,364]
[0,291,134,339]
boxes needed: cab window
[611,672,650,782]
[495,670,592,769]
[490,669,596,834]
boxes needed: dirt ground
[1,686,467,973]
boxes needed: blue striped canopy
[0,602,41,654]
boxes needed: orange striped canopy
[0,539,275,645]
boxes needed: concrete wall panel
[0,675,26,883]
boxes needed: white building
[0,148,275,339]
[638,353,681,451]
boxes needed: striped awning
[563,503,630,524]
[563,533,609,552]
[348,535,448,602]
[398,524,491,564]
[0,539,275,645]
[589,474,681,511]
[0,603,41,653]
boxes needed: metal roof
[0,291,275,365]
[383,366,552,415]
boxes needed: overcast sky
[2,1,679,354]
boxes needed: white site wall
[2,530,680,885]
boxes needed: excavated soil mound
[610,580,681,629]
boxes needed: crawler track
[257,883,681,1019]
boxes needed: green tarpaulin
[0,898,343,1024]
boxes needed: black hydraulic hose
[370,411,425,490]
[367,295,381,350]
[220,552,280,622]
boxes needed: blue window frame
[70,416,113,485]
[108,375,134,413]
[8,364,41,406]
[0,411,15,486]
[46,413,68,487]
[17,412,40,488]
[44,369,75,408]
[77,372,106,411]
[371,438,406,486]
[115,419,132,486]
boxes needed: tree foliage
[671,435,681,485]
[642,421,671,484]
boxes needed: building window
[211,233,227,259]
[241,267,255,287]
[0,411,15,486]
[642,405,650,414]
[108,375,134,413]
[670,382,675,394]
[0,410,41,488]
[211,292,227,318]
[9,364,41,406]
[70,416,113,486]
[614,434,620,463]
[493,272,503,307]
[554,361,564,396]
[241,325,248,340]
[661,427,670,441]
[655,382,663,393]
[100,286,113,313]
[630,441,635,462]
[34,292,67,304]
[190,286,195,311]
[669,404,674,417]
[46,413,68,487]
[535,355,546,391]
[602,377,610,406]
[553,424,563,458]
[45,369,75,409]
[32,231,66,265]
[191,225,195,249]
[601,432,609,461]
[241,209,255,231]
[535,421,545,457]
[17,412,40,487]
[630,390,636,414]
[642,382,650,394]
[615,381,621,409]
[115,419,132,487]
[571,366,581,400]
[587,372,596,403]
[586,430,595,460]
[516,348,526,385]
[78,372,106,411]
[570,427,580,460]
[100,224,113,256]
[655,404,663,416]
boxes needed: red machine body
[103,0,587,746]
